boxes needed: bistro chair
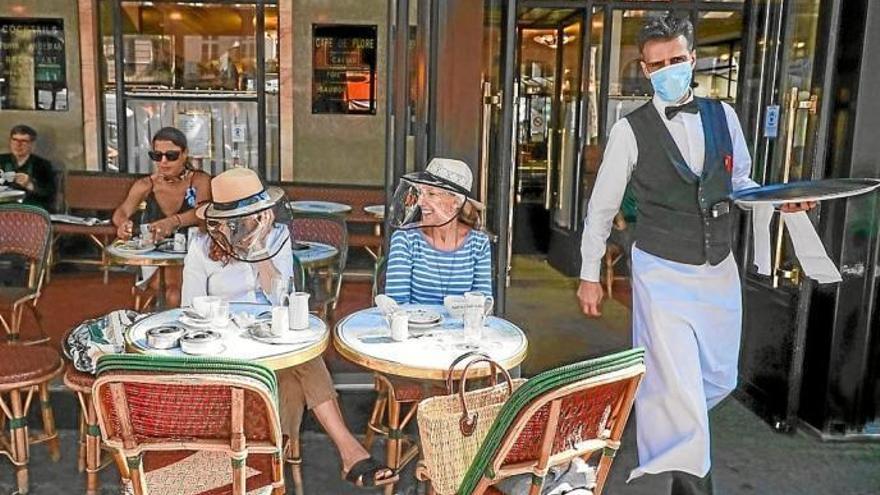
[288,212,348,318]
[92,354,286,495]
[416,348,645,495]
[371,255,387,301]
[603,213,631,300]
[0,204,53,343]
[0,343,64,495]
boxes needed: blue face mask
[649,61,693,102]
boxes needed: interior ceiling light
[169,11,183,20]
[533,33,575,49]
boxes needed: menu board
[312,24,377,115]
[0,18,67,111]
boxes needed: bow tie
[665,100,699,119]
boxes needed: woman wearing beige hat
[182,167,398,488]
[385,157,493,304]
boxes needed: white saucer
[178,315,229,329]
[180,342,226,355]
[406,308,442,326]
[113,241,156,255]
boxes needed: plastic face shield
[205,201,292,263]
[389,178,466,230]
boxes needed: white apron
[627,245,742,481]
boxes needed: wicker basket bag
[417,352,526,495]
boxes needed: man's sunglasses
[148,150,182,162]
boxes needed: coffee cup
[443,295,466,319]
[390,311,409,342]
[173,232,187,252]
[270,306,289,337]
[286,292,311,330]
[192,295,221,319]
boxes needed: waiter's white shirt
[579,92,759,281]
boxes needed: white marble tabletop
[126,302,329,370]
[289,200,352,214]
[334,304,528,380]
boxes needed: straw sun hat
[196,167,284,219]
[405,157,484,210]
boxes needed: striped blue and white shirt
[385,228,493,305]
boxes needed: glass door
[512,7,585,264]
[738,0,830,431]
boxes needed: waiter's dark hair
[151,126,188,151]
[10,125,37,140]
[638,13,694,54]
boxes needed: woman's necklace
[425,225,462,300]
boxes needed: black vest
[627,97,734,266]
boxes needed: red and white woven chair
[92,355,286,495]
[0,204,52,344]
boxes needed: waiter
[577,14,812,495]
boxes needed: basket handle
[456,356,513,437]
[445,351,490,393]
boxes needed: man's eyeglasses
[148,150,182,162]
[643,55,691,74]
[10,137,33,145]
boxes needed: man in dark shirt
[0,125,56,211]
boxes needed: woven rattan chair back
[371,255,387,300]
[92,355,284,495]
[436,348,645,495]
[288,212,348,311]
[0,204,52,290]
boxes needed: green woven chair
[92,354,286,495]
[417,348,645,495]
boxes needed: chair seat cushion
[63,365,95,392]
[387,377,446,402]
[142,449,278,495]
[0,286,36,308]
[0,345,63,386]
[53,223,116,237]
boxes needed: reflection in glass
[694,11,742,101]
[581,8,605,218]
[606,10,655,138]
[98,1,279,174]
[123,99,260,175]
[554,19,582,229]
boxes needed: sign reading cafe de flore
[0,17,67,111]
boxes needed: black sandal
[342,457,399,488]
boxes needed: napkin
[751,204,842,283]
[374,294,400,315]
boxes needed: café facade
[1,0,879,441]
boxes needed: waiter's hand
[577,280,604,318]
[780,201,817,213]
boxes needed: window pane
[606,10,653,137]
[694,10,743,102]
[124,99,259,174]
[117,2,259,92]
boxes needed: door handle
[771,87,817,288]
[479,80,494,224]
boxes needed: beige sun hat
[406,157,484,210]
[196,167,284,219]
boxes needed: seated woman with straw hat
[385,158,493,304]
[181,167,397,489]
